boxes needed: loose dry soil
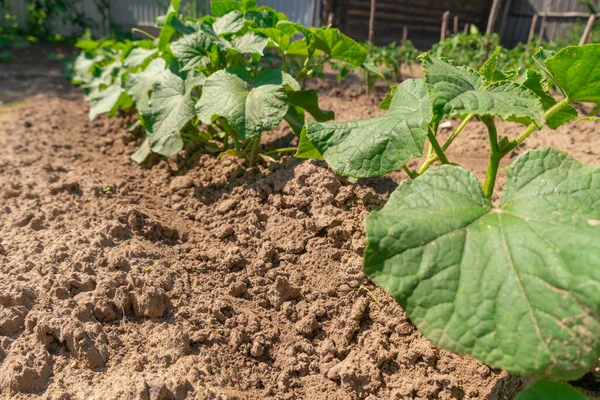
[0,45,598,400]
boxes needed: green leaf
[517,69,578,129]
[379,85,398,110]
[285,39,311,57]
[195,68,289,140]
[157,0,183,51]
[283,104,305,136]
[533,48,555,80]
[124,58,169,110]
[310,27,367,66]
[296,126,323,159]
[365,148,600,380]
[227,32,268,55]
[479,47,517,83]
[244,7,281,28]
[304,78,432,178]
[123,47,158,69]
[72,53,102,85]
[363,62,385,79]
[253,26,293,51]
[422,54,544,126]
[141,70,206,157]
[171,27,222,71]
[88,85,133,120]
[210,0,256,17]
[287,90,334,122]
[131,137,153,164]
[213,10,245,35]
[545,44,600,104]
[515,380,588,400]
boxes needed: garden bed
[0,44,598,399]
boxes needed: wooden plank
[453,15,459,33]
[579,14,596,45]
[527,14,538,44]
[348,0,487,18]
[441,10,450,40]
[369,0,376,42]
[537,13,547,45]
[347,9,482,26]
[486,0,501,34]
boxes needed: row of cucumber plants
[298,43,600,397]
[73,1,599,396]
[72,0,380,165]
[330,40,420,90]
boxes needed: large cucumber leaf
[195,68,288,140]
[422,54,544,126]
[301,78,432,178]
[171,25,223,71]
[88,85,133,120]
[212,10,245,35]
[141,70,205,157]
[545,44,600,104]
[123,47,158,70]
[365,148,600,380]
[515,380,588,400]
[124,58,169,110]
[226,32,268,55]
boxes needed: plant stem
[482,116,500,199]
[402,165,417,179]
[426,126,450,164]
[131,28,157,40]
[483,153,501,199]
[218,118,239,151]
[501,97,571,156]
[418,114,474,175]
[249,134,261,167]
[262,147,297,156]
[443,114,475,151]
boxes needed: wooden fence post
[441,11,450,41]
[453,15,459,33]
[486,0,501,34]
[537,13,547,45]
[527,14,538,45]
[368,0,376,42]
[579,14,596,45]
[464,23,470,34]
[402,26,408,46]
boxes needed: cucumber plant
[73,0,375,165]
[299,44,600,390]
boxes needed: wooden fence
[344,0,495,49]
[500,0,595,46]
[0,0,319,36]
[345,0,597,49]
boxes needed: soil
[0,44,599,400]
